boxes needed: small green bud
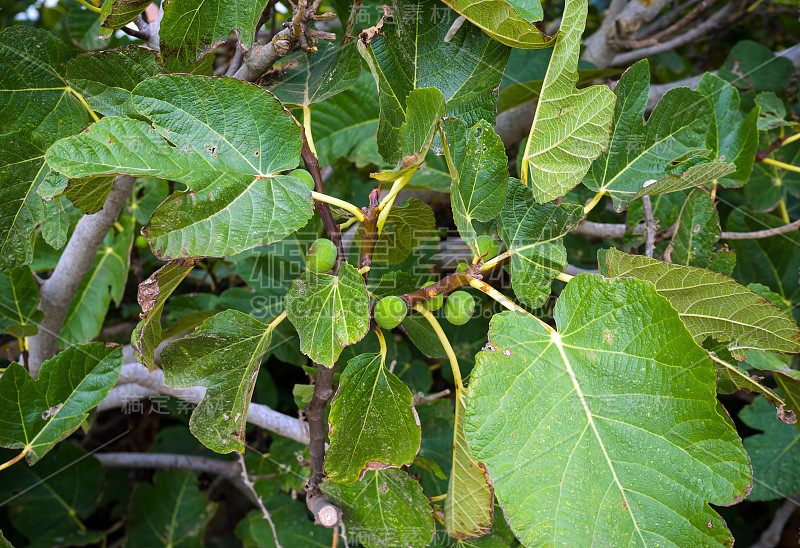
[455,262,468,273]
[444,291,475,325]
[422,282,443,311]
[374,296,408,330]
[306,238,337,273]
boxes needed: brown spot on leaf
[42,403,63,420]
[137,274,161,318]
[777,404,797,425]
[359,5,391,43]
[358,461,393,480]
[137,259,198,317]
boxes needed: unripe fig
[422,282,443,311]
[306,238,337,273]
[444,291,475,325]
[476,235,501,261]
[290,169,315,191]
[374,296,408,330]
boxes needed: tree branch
[646,43,800,110]
[303,364,341,528]
[572,220,627,239]
[633,0,705,39]
[143,7,162,50]
[99,362,310,444]
[302,134,344,274]
[582,0,672,67]
[95,451,272,513]
[641,195,657,257]
[28,175,136,378]
[233,27,296,81]
[496,10,798,148]
[751,495,800,548]
[358,188,380,283]
[120,25,149,41]
[571,215,800,243]
[225,41,245,77]
[237,451,282,548]
[625,0,719,49]
[580,0,633,67]
[96,452,239,478]
[400,263,484,310]
[720,218,800,240]
[609,0,747,67]
[412,389,451,406]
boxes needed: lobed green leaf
[465,274,751,546]
[520,0,615,203]
[599,248,800,355]
[162,310,278,453]
[0,343,122,464]
[284,262,370,368]
[325,353,421,483]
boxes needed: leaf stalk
[310,192,366,222]
[583,190,606,215]
[72,0,101,12]
[303,105,317,158]
[762,157,800,174]
[413,304,463,393]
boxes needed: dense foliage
[0,0,799,546]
